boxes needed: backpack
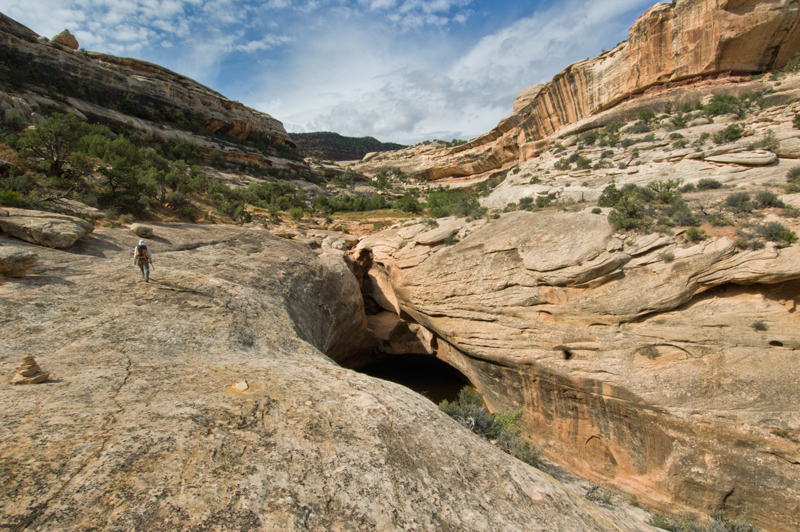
[136,245,148,260]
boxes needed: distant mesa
[290,131,406,161]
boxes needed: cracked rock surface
[0,223,652,531]
[357,210,800,531]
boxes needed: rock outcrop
[0,12,300,172]
[354,0,800,181]
[0,222,654,531]
[0,207,93,248]
[0,245,37,276]
[356,211,800,531]
[51,29,78,50]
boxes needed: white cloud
[235,34,294,52]
[0,0,658,143]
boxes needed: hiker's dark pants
[136,258,150,281]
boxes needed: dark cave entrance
[358,354,471,404]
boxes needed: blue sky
[1,0,658,144]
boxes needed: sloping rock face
[0,223,652,531]
[356,211,800,531]
[0,12,298,171]
[354,0,800,181]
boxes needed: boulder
[130,223,154,238]
[0,246,38,277]
[0,208,93,249]
[51,29,78,50]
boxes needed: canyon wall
[354,0,800,181]
[357,212,800,530]
[0,13,298,170]
[0,218,657,531]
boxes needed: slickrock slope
[356,212,800,531]
[0,223,653,531]
[0,13,299,171]
[354,0,800,181]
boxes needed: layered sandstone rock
[0,222,654,531]
[354,0,800,181]
[356,211,800,531]
[0,12,296,169]
[0,207,93,249]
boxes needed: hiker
[133,239,153,282]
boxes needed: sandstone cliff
[354,0,800,181]
[0,12,301,173]
[0,217,655,531]
[356,208,800,531]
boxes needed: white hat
[139,239,146,245]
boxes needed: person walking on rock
[133,239,153,282]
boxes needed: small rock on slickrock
[130,223,154,238]
[0,246,38,277]
[51,29,78,50]
[11,355,49,385]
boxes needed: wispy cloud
[0,0,657,143]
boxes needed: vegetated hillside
[290,131,406,161]
[0,11,300,172]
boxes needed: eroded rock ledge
[0,222,652,531]
[356,210,800,531]
[354,0,800,181]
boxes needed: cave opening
[357,354,472,404]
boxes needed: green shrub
[756,222,797,245]
[713,124,744,144]
[752,320,769,332]
[753,129,780,152]
[670,202,697,226]
[575,156,592,170]
[786,167,800,184]
[755,191,784,209]
[785,51,800,73]
[686,227,706,242]
[535,195,552,209]
[288,206,305,220]
[705,94,739,116]
[439,387,541,467]
[726,192,753,213]
[794,113,800,130]
[554,158,571,171]
[697,178,724,190]
[608,195,646,231]
[591,207,602,214]
[580,131,599,145]
[669,133,685,140]
[519,197,534,210]
[680,183,696,193]
[638,110,656,123]
[0,189,26,207]
[670,112,688,129]
[601,150,614,159]
[673,139,689,149]
[397,192,422,213]
[598,184,623,207]
[735,230,766,250]
[627,121,651,134]
[177,206,198,222]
